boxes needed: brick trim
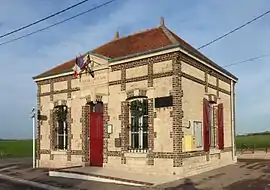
[47,101,74,161]
[37,75,79,98]
[67,76,72,99]
[111,52,175,71]
[107,151,122,157]
[121,66,126,91]
[182,72,206,86]
[109,71,173,86]
[182,72,230,95]
[49,109,55,153]
[148,62,154,87]
[67,107,73,161]
[106,147,232,159]
[81,105,90,164]
[147,98,155,165]
[120,101,129,164]
[171,52,183,167]
[40,87,80,97]
[181,52,231,84]
[103,103,110,164]
[50,80,54,101]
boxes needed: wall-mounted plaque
[155,96,173,108]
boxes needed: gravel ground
[0,160,145,190]
[156,158,270,190]
[0,178,46,190]
[1,157,270,190]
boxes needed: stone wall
[35,49,236,176]
[103,50,236,176]
[105,52,175,171]
[36,60,109,168]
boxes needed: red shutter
[217,103,224,150]
[203,98,210,152]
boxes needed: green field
[235,135,270,149]
[0,135,269,158]
[0,139,32,157]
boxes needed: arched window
[54,105,68,150]
[129,98,148,152]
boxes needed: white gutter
[33,71,73,82]
[230,81,236,160]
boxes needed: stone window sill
[51,150,67,155]
[124,152,147,158]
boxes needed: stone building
[33,18,237,178]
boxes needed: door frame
[89,101,104,167]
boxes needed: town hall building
[33,18,237,178]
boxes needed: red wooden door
[89,103,103,167]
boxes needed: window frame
[128,98,149,153]
[209,104,218,148]
[193,120,203,148]
[54,105,68,151]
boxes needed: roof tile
[33,26,237,80]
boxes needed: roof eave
[179,44,238,81]
[32,52,110,81]
[108,43,238,81]
[32,69,73,81]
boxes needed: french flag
[77,55,85,69]
[73,56,84,78]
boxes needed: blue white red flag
[76,55,85,69]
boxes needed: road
[0,158,141,190]
[0,178,46,190]
[2,156,270,189]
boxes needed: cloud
[0,0,269,138]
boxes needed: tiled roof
[33,25,237,80]
[92,27,172,58]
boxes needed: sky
[0,0,269,138]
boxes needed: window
[193,121,203,148]
[209,105,218,148]
[203,98,224,151]
[129,99,148,152]
[54,105,68,150]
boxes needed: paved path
[0,178,46,190]
[1,157,270,189]
[0,159,143,190]
[156,159,270,190]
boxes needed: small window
[54,105,68,150]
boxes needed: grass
[0,139,32,158]
[0,135,269,158]
[236,135,270,149]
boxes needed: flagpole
[31,107,36,168]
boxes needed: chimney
[114,31,119,40]
[160,17,165,27]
